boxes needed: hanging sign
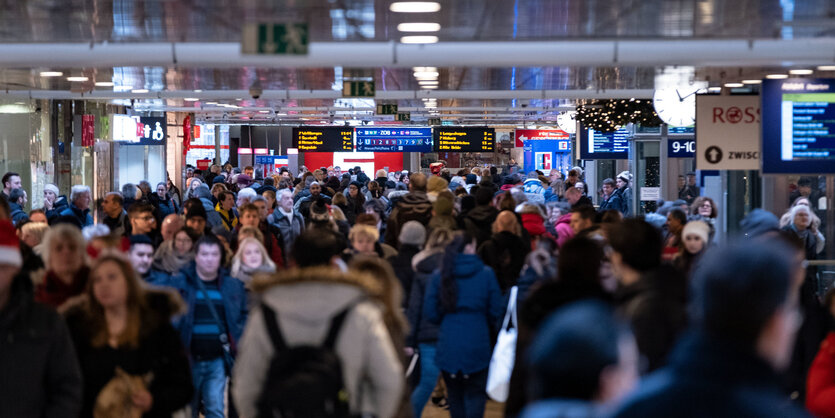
[696,95,760,170]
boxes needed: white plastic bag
[486,286,518,402]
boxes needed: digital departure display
[579,128,631,159]
[292,127,354,152]
[762,78,835,173]
[355,127,432,152]
[433,127,495,152]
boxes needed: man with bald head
[564,186,593,209]
[161,214,184,242]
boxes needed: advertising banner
[696,95,760,170]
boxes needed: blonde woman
[64,252,193,418]
[230,237,276,285]
[36,224,90,309]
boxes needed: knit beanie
[617,171,633,183]
[44,183,59,196]
[682,220,710,244]
[399,221,427,247]
[0,220,22,267]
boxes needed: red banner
[82,115,95,147]
[196,159,211,170]
[514,129,569,147]
[183,116,192,157]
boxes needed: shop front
[111,115,167,191]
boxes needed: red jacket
[807,332,835,417]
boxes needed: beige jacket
[232,267,404,418]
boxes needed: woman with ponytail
[423,231,505,418]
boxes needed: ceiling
[1,0,834,124]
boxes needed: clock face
[557,111,577,134]
[653,87,700,127]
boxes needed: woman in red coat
[807,289,835,417]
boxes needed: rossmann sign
[696,96,761,170]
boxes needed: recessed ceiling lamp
[401,36,438,44]
[66,76,88,82]
[390,2,441,13]
[724,83,744,88]
[184,98,199,102]
[817,65,835,71]
[132,89,149,93]
[397,22,441,32]
[789,69,813,75]
[766,74,788,79]
[742,79,762,84]
[95,81,114,87]
[40,71,63,77]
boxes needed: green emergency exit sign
[376,104,398,115]
[396,112,411,122]
[242,23,308,55]
[343,81,375,97]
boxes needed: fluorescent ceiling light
[184,98,199,102]
[194,89,203,93]
[421,85,438,89]
[412,66,437,72]
[259,110,270,113]
[724,83,744,88]
[131,89,149,93]
[789,69,813,75]
[742,79,762,84]
[766,74,788,79]
[397,22,441,32]
[390,2,441,13]
[206,101,218,105]
[95,81,114,87]
[401,36,439,44]
[817,65,835,71]
[39,71,63,77]
[419,80,439,85]
[66,76,88,82]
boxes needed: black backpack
[257,302,354,418]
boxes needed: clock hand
[676,89,683,102]
[680,89,705,101]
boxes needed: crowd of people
[0,163,830,418]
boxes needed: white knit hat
[683,220,710,244]
[43,183,59,196]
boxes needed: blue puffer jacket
[523,178,546,195]
[424,253,504,374]
[150,262,248,355]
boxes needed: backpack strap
[260,303,289,352]
[322,298,364,349]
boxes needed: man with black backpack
[233,231,403,418]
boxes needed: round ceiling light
[390,2,441,13]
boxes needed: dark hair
[129,234,154,248]
[608,219,662,272]
[797,177,813,188]
[8,188,25,204]
[218,190,234,203]
[440,231,474,313]
[105,192,124,207]
[572,205,596,222]
[690,241,794,346]
[183,198,207,219]
[528,301,629,400]
[602,178,615,187]
[2,172,19,188]
[668,208,688,225]
[599,209,622,224]
[292,229,343,267]
[127,203,154,218]
[690,196,718,218]
[195,234,226,263]
[558,236,603,284]
[263,177,274,187]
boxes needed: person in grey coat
[268,189,305,257]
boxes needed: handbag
[193,277,236,374]
[486,286,518,402]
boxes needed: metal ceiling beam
[0,89,651,100]
[130,106,575,112]
[0,39,833,68]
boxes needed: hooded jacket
[384,191,433,247]
[193,186,224,228]
[0,273,82,418]
[523,177,546,195]
[555,213,574,248]
[599,187,627,214]
[63,288,194,418]
[45,195,69,223]
[478,231,529,292]
[150,194,178,219]
[214,202,238,231]
[150,261,248,354]
[232,267,404,418]
[424,253,505,374]
[59,203,94,227]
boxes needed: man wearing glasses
[128,203,161,248]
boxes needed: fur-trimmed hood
[252,266,382,297]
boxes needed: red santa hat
[0,220,22,267]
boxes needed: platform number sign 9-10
[669,138,695,158]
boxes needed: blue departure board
[355,127,432,152]
[579,128,631,159]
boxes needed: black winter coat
[460,204,499,248]
[477,231,529,292]
[388,244,421,307]
[613,332,811,418]
[405,252,443,347]
[64,290,194,418]
[0,273,83,418]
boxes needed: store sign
[696,96,760,170]
[668,138,695,158]
[534,152,552,171]
[111,115,167,145]
[514,129,570,147]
